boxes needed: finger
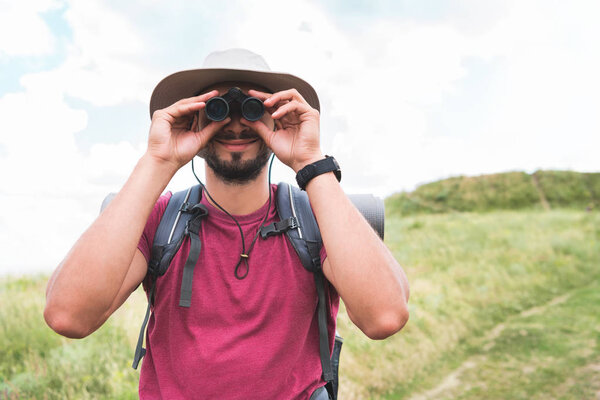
[263,88,307,108]
[247,89,272,100]
[271,100,312,120]
[247,89,281,115]
[241,119,276,147]
[188,112,199,131]
[265,98,290,115]
[197,117,231,142]
[247,89,288,114]
[161,101,207,121]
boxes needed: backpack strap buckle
[259,217,299,239]
[179,201,192,213]
[185,204,209,236]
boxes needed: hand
[146,90,231,170]
[243,89,323,172]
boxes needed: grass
[535,170,599,209]
[1,209,598,399]
[337,209,599,399]
[452,283,600,400]
[0,277,145,399]
[386,170,600,216]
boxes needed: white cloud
[11,0,155,109]
[0,0,59,57]
[1,0,600,273]
[0,90,86,193]
[0,83,147,272]
[461,1,600,172]
[57,0,152,105]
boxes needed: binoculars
[205,87,265,122]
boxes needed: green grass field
[1,209,599,399]
[339,209,600,399]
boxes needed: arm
[44,157,174,338]
[246,89,409,340]
[44,91,229,338]
[307,174,409,339]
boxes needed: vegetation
[339,209,599,399]
[1,170,598,399]
[0,277,145,399]
[386,170,600,216]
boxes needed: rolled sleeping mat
[348,194,385,240]
[100,191,385,240]
[101,193,117,213]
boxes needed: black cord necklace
[191,154,276,279]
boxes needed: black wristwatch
[295,155,342,190]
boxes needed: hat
[149,48,320,119]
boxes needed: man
[44,49,410,399]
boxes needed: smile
[215,138,259,152]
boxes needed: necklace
[191,155,275,279]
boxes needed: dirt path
[407,292,573,400]
[532,173,551,211]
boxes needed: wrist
[292,154,325,174]
[295,155,341,190]
[304,169,339,191]
[140,152,180,178]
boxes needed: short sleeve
[137,192,172,262]
[319,245,327,267]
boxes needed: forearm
[247,87,409,336]
[45,154,177,334]
[306,173,409,339]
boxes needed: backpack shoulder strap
[132,184,204,370]
[269,182,335,389]
[271,182,323,272]
[148,185,203,277]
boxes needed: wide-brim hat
[149,48,320,119]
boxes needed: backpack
[126,182,385,400]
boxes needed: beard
[198,135,272,185]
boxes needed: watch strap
[296,156,341,190]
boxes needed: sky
[1,0,599,274]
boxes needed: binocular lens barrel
[205,88,265,122]
[241,98,264,121]
[205,98,229,121]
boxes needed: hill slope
[386,170,600,216]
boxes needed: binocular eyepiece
[205,87,265,122]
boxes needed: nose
[222,111,250,136]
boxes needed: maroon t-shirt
[137,184,339,399]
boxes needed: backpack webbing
[132,185,205,369]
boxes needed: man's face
[196,82,274,185]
